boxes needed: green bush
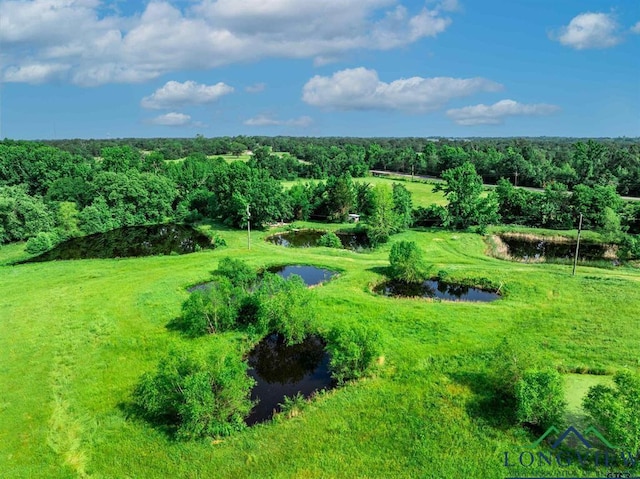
[256,273,315,344]
[583,371,640,451]
[492,338,530,401]
[25,231,58,255]
[133,346,254,440]
[389,240,428,283]
[617,234,640,261]
[325,324,382,384]
[215,257,256,290]
[515,369,566,429]
[317,232,342,248]
[178,278,242,336]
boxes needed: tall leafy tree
[392,183,413,229]
[438,162,499,230]
[366,184,399,245]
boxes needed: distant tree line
[42,136,640,196]
[0,139,638,258]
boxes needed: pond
[188,265,337,292]
[21,224,214,263]
[499,235,611,262]
[245,333,334,425]
[375,280,500,302]
[266,229,369,251]
[266,265,337,286]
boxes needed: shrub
[25,231,57,255]
[215,257,256,290]
[389,240,428,283]
[617,234,640,261]
[178,278,242,336]
[256,273,315,344]
[325,324,382,384]
[583,371,640,451]
[133,346,254,440]
[412,205,447,227]
[492,338,530,401]
[317,232,342,248]
[515,369,566,430]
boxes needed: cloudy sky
[1,0,638,139]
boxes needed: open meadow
[1,223,639,478]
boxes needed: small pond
[499,235,611,262]
[188,265,337,292]
[22,224,214,263]
[266,229,369,251]
[375,280,499,302]
[245,333,334,425]
[266,265,336,286]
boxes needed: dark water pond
[266,265,336,286]
[245,333,334,425]
[500,236,610,261]
[188,265,337,292]
[22,224,213,263]
[266,230,369,251]
[376,280,499,302]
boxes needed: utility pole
[514,169,519,187]
[246,203,251,250]
[572,213,583,276]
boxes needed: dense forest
[1,136,639,258]
[39,136,640,195]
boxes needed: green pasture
[1,226,638,478]
[282,176,447,207]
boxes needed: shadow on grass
[117,400,180,441]
[366,265,392,277]
[448,370,517,430]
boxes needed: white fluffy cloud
[149,112,193,126]
[631,21,640,34]
[0,0,457,86]
[302,67,502,112]
[446,99,560,126]
[3,62,70,83]
[244,115,313,127]
[552,12,621,49]
[141,80,234,109]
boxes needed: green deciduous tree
[438,162,499,230]
[324,173,355,222]
[388,240,428,283]
[392,183,413,230]
[366,184,399,245]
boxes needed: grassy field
[283,176,447,207]
[1,225,639,478]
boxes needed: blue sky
[1,0,639,139]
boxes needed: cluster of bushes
[175,257,315,344]
[133,346,254,440]
[134,257,383,439]
[490,339,640,452]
